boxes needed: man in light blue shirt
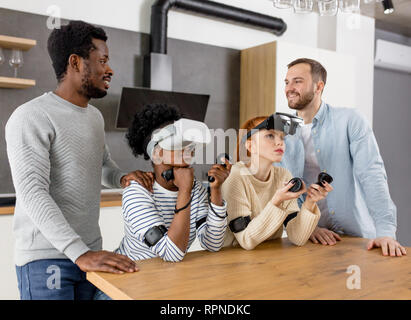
[279,58,406,257]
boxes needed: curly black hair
[127,103,182,160]
[47,20,107,82]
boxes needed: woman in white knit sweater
[222,115,333,250]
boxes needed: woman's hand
[304,181,333,211]
[173,167,194,192]
[208,158,232,189]
[208,158,232,206]
[271,179,307,207]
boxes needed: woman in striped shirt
[117,103,231,262]
[94,103,231,299]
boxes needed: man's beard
[287,90,314,110]
[79,64,107,99]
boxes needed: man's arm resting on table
[309,227,342,246]
[76,250,139,274]
[348,111,405,256]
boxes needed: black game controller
[288,172,334,193]
[288,177,303,192]
[316,172,333,186]
[162,153,233,183]
[208,153,231,183]
[161,168,174,182]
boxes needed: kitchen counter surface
[0,192,122,215]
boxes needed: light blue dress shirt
[276,102,397,239]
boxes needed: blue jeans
[94,289,112,300]
[15,259,96,300]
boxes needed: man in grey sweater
[5,21,153,300]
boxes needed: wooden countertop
[87,237,411,300]
[0,192,122,215]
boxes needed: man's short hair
[287,58,327,86]
[47,20,107,82]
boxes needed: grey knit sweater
[5,92,125,266]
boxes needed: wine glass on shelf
[318,0,338,16]
[339,0,360,13]
[9,49,24,78]
[293,0,314,13]
[273,0,294,9]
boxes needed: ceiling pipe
[150,0,287,54]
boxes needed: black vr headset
[241,112,303,144]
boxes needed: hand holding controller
[287,172,333,193]
[288,177,303,192]
[316,172,333,186]
[208,153,231,183]
[161,168,174,182]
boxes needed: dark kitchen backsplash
[0,8,240,194]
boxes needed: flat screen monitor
[116,87,210,129]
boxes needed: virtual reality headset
[241,112,303,144]
[146,118,212,160]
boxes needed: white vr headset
[146,118,212,160]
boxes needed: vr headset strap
[283,212,298,228]
[143,225,168,247]
[229,215,251,233]
[196,216,207,230]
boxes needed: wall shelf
[0,35,37,89]
[0,76,36,89]
[0,35,37,51]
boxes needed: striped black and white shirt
[115,179,227,262]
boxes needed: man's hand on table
[76,250,139,274]
[310,229,407,257]
[120,170,154,192]
[309,227,342,245]
[367,237,407,257]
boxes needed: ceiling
[268,0,411,38]
[361,0,411,37]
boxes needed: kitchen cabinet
[240,40,357,127]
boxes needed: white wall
[0,0,374,121]
[315,12,375,125]
[336,13,375,126]
[0,0,319,49]
[275,40,357,114]
[0,215,17,300]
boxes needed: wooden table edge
[86,238,411,300]
[87,271,133,300]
